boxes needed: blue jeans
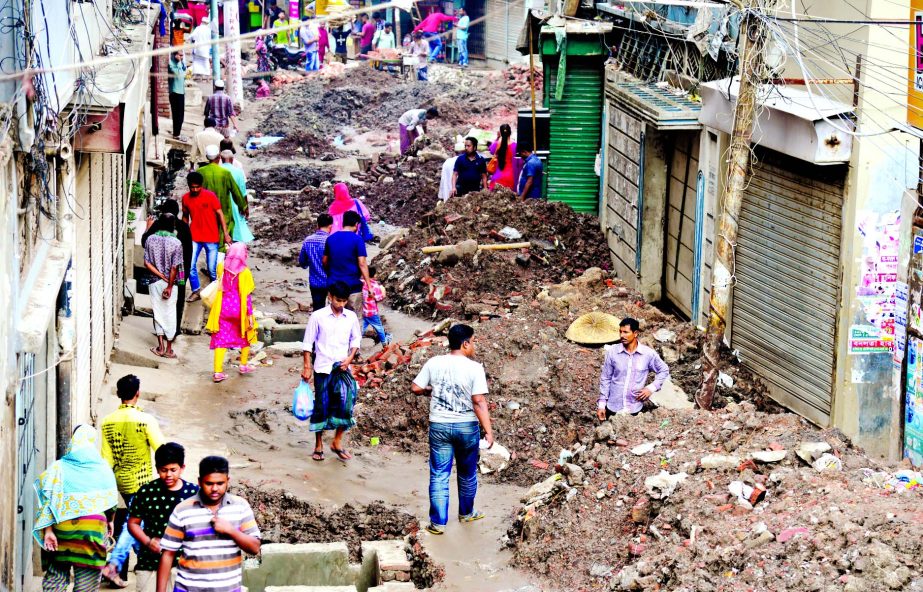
[428,421,480,526]
[305,49,319,71]
[457,38,468,66]
[417,66,428,82]
[363,314,390,344]
[110,494,139,571]
[424,31,442,61]
[189,241,218,292]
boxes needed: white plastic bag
[292,380,314,421]
[479,439,511,474]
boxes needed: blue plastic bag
[232,202,254,243]
[292,380,314,421]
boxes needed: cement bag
[292,380,314,421]
[479,439,511,474]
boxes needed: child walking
[362,266,391,344]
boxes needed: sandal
[425,523,445,535]
[312,450,325,461]
[213,372,228,383]
[186,291,201,302]
[150,347,165,358]
[101,565,128,589]
[458,510,485,523]
[238,364,255,374]
[330,447,352,461]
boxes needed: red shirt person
[181,171,231,299]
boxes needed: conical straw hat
[565,311,622,345]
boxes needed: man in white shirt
[411,324,494,535]
[398,106,439,154]
[301,281,361,462]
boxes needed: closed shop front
[485,0,523,66]
[731,151,846,426]
[664,133,699,319]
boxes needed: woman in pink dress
[318,24,330,66]
[328,182,372,235]
[206,243,258,382]
[488,123,518,191]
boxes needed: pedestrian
[197,144,248,250]
[33,425,119,592]
[299,213,333,311]
[300,17,320,70]
[301,281,361,462]
[318,23,329,65]
[455,8,469,67]
[206,242,258,382]
[373,22,396,50]
[204,80,238,137]
[220,149,247,198]
[408,32,430,81]
[143,214,184,359]
[190,117,223,167]
[398,106,438,154]
[219,138,246,170]
[411,324,494,535]
[517,144,544,200]
[327,182,372,239]
[126,443,199,592]
[438,143,464,201]
[489,124,518,190]
[157,456,261,592]
[362,266,391,344]
[323,210,373,313]
[167,52,187,140]
[143,200,192,327]
[597,317,670,419]
[181,171,230,302]
[331,22,349,63]
[189,17,212,76]
[451,136,488,197]
[412,10,457,62]
[359,13,376,55]
[99,375,167,587]
[273,11,293,46]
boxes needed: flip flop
[161,351,177,359]
[312,450,325,461]
[425,523,445,535]
[213,372,228,383]
[101,566,128,589]
[330,447,352,461]
[150,347,165,358]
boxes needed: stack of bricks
[361,541,413,584]
[352,337,440,390]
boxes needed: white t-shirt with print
[413,354,488,423]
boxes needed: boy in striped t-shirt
[157,456,261,592]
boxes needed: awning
[605,67,701,130]
[699,77,854,165]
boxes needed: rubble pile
[375,189,611,318]
[354,269,770,486]
[248,164,335,194]
[504,405,923,592]
[499,63,545,95]
[249,129,344,160]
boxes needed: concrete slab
[651,378,693,410]
[243,543,355,592]
[271,324,307,343]
[113,315,181,367]
[181,299,205,335]
[368,584,416,592]
[361,541,410,572]
[267,341,304,357]
[265,588,356,592]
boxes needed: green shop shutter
[545,57,603,214]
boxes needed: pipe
[55,358,72,457]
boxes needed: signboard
[910,2,923,129]
[905,337,923,465]
[848,325,894,354]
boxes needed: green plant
[127,210,136,223]
[129,181,149,208]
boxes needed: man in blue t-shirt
[451,137,487,197]
[517,145,544,200]
[323,210,372,313]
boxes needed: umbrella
[565,312,622,345]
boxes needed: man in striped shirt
[157,456,260,592]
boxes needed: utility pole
[697,1,770,410]
[211,0,221,83]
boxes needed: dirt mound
[248,164,335,194]
[355,269,773,487]
[234,484,443,588]
[504,404,923,591]
[255,130,345,160]
[375,190,611,318]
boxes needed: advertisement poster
[905,337,923,465]
[895,281,909,366]
[848,325,894,354]
[855,211,901,351]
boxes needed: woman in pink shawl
[328,183,372,239]
[318,24,330,66]
[206,243,258,382]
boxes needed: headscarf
[329,183,356,216]
[33,425,117,544]
[223,242,249,289]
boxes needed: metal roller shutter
[547,58,604,213]
[485,0,521,65]
[74,158,92,417]
[731,155,845,425]
[664,133,699,318]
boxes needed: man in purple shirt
[359,14,376,55]
[203,80,238,136]
[597,317,670,418]
[298,213,333,310]
[301,281,361,462]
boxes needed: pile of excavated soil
[504,404,923,591]
[354,269,773,487]
[248,157,442,246]
[235,484,443,588]
[252,130,345,161]
[255,66,526,140]
[248,164,335,194]
[375,189,611,318]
